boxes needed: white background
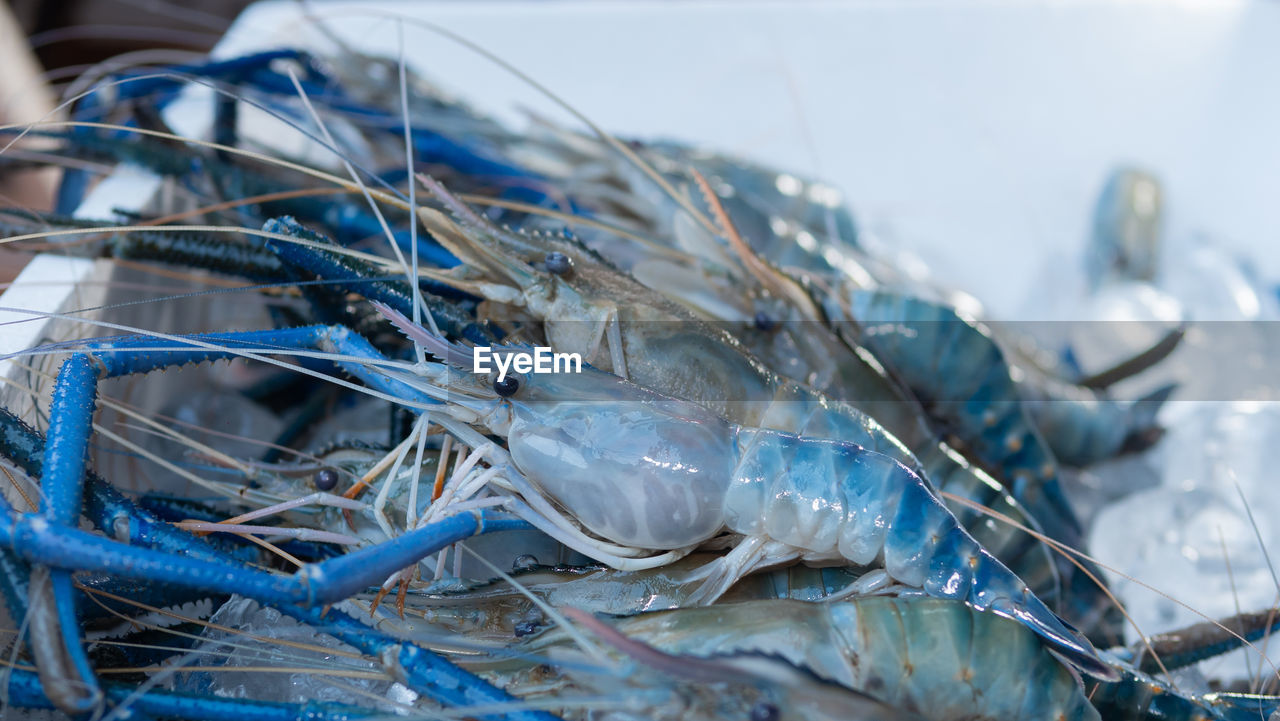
[220,0,1280,318]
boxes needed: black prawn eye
[753,311,777,332]
[313,468,339,491]
[544,251,572,276]
[493,375,520,397]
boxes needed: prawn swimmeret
[372,303,1115,680]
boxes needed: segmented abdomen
[722,427,1112,678]
[595,597,1101,721]
[841,597,1101,721]
[846,290,1083,539]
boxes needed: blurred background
[3,0,1278,319]
[0,0,250,282]
[6,0,247,71]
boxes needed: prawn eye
[753,311,777,332]
[313,468,339,491]
[493,375,520,397]
[544,251,572,276]
[749,702,780,721]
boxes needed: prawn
[372,304,1114,679]
[514,597,1101,721]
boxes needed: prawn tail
[994,588,1120,681]
[1118,382,1177,455]
[882,466,1118,680]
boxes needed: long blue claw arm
[14,326,559,720]
[33,354,105,714]
[4,325,561,721]
[0,407,255,563]
[1130,608,1280,674]
[0,484,554,721]
[261,216,496,344]
[78,325,426,402]
[1,488,526,608]
[43,354,98,527]
[0,500,554,721]
[5,666,375,721]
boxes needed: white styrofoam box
[0,255,100,418]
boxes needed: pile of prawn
[0,19,1275,721]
